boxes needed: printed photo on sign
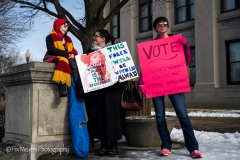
[76,50,116,93]
[137,34,191,98]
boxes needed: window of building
[139,0,152,32]
[175,0,194,23]
[226,39,240,85]
[110,13,120,38]
[221,0,240,12]
[110,0,120,38]
[189,46,196,87]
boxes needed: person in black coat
[84,29,125,156]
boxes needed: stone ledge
[0,62,55,86]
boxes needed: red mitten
[177,37,187,45]
[139,85,147,94]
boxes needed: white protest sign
[76,42,138,93]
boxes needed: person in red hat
[43,18,84,98]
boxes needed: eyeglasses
[93,35,102,38]
[157,22,168,27]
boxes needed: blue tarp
[68,76,89,158]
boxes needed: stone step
[175,117,240,133]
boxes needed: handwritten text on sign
[102,41,138,81]
[137,34,190,98]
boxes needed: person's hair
[63,22,71,31]
[153,17,169,30]
[96,29,115,44]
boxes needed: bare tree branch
[103,0,130,26]
[62,7,85,30]
[96,0,108,18]
[11,0,58,17]
[3,0,172,52]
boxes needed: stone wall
[0,62,72,160]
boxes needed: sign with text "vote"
[137,34,191,98]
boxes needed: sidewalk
[37,141,185,160]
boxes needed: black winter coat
[84,49,125,141]
[45,35,69,58]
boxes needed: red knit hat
[53,18,71,39]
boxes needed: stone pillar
[212,0,221,88]
[103,0,110,31]
[0,62,72,160]
[195,0,220,88]
[130,0,139,74]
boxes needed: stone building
[104,0,240,109]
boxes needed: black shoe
[107,146,118,155]
[107,141,118,155]
[58,83,67,97]
[97,146,108,156]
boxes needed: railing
[125,81,152,117]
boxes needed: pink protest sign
[137,34,191,98]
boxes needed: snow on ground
[166,110,240,159]
[167,110,240,117]
[171,128,240,145]
[151,110,240,117]
[116,129,240,160]
[123,110,240,160]
[168,128,240,160]
[93,110,240,159]
[158,109,240,145]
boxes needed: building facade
[104,0,240,109]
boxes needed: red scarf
[49,29,73,87]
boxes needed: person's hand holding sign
[177,37,187,45]
[177,36,191,77]
[138,84,146,94]
[138,72,148,94]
